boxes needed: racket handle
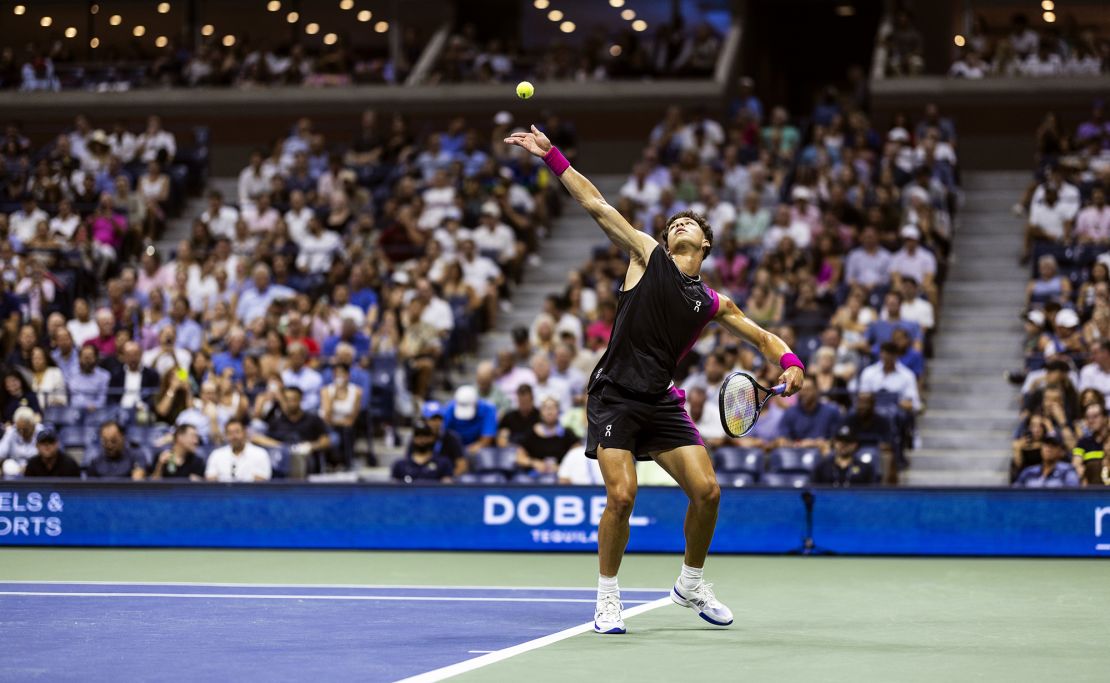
[771,383,787,395]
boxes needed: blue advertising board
[0,483,1108,557]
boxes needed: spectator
[6,323,37,369]
[136,115,176,164]
[281,342,323,412]
[1079,340,1110,400]
[256,386,332,478]
[1026,255,1071,308]
[475,360,512,416]
[21,428,80,478]
[890,327,925,379]
[814,425,875,486]
[143,326,192,377]
[1013,432,1079,487]
[67,298,99,347]
[419,401,466,474]
[322,308,370,359]
[28,346,66,408]
[775,378,842,450]
[150,424,205,480]
[1071,402,1110,479]
[212,328,249,383]
[844,227,891,291]
[206,418,273,482]
[2,370,41,423]
[1075,188,1110,246]
[516,396,580,474]
[392,419,454,483]
[86,308,118,358]
[162,296,204,354]
[867,291,923,354]
[857,342,922,412]
[0,406,43,469]
[85,421,145,480]
[889,225,936,293]
[51,328,80,380]
[898,278,935,333]
[498,384,539,446]
[1023,186,1073,263]
[108,341,160,409]
[443,385,497,454]
[1011,414,1050,482]
[69,344,110,412]
[319,364,362,471]
[236,263,295,324]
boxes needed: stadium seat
[856,446,884,483]
[713,446,764,478]
[458,472,507,484]
[59,425,98,451]
[769,447,820,474]
[44,405,83,427]
[716,471,755,488]
[511,472,557,485]
[761,472,811,488]
[470,446,518,475]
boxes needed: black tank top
[589,245,720,396]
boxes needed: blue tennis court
[0,581,669,682]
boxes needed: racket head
[718,371,773,438]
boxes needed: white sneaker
[671,581,733,626]
[594,594,626,634]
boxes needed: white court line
[0,580,667,592]
[395,597,672,683]
[0,591,652,605]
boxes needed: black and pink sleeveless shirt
[588,245,720,396]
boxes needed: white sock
[678,563,703,589]
[598,574,619,600]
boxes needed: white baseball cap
[900,225,921,241]
[1055,308,1080,329]
[453,385,479,420]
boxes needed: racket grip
[771,383,787,395]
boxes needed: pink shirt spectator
[89,213,127,249]
[713,251,750,292]
[1075,204,1110,243]
[585,319,613,345]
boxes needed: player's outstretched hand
[778,366,805,397]
[503,125,552,158]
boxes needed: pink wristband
[543,146,570,176]
[779,353,805,373]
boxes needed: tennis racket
[718,372,786,438]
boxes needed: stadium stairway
[464,175,625,369]
[905,171,1029,486]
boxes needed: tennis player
[506,126,805,634]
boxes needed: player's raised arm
[713,292,805,395]
[505,125,656,263]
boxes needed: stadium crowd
[948,13,1108,79]
[390,91,960,488]
[430,20,721,84]
[0,106,561,481]
[1011,99,1110,488]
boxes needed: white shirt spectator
[857,361,921,410]
[1031,182,1080,219]
[558,446,604,484]
[845,247,892,288]
[1021,52,1063,77]
[900,297,935,331]
[49,213,80,240]
[109,130,138,163]
[67,318,99,348]
[620,177,663,207]
[143,347,192,377]
[1078,362,1110,404]
[0,423,43,467]
[763,220,811,251]
[281,366,324,412]
[690,200,738,233]
[1028,199,1071,240]
[241,205,280,235]
[531,375,572,413]
[472,223,517,262]
[201,205,240,240]
[460,255,502,299]
[137,129,176,163]
[419,296,455,334]
[205,443,272,482]
[10,206,49,244]
[238,165,273,207]
[296,229,342,274]
[284,206,315,244]
[948,59,989,79]
[1075,204,1110,243]
[890,247,937,284]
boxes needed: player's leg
[651,445,719,569]
[593,446,637,634]
[597,446,638,576]
[651,444,733,626]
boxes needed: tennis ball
[516,81,534,99]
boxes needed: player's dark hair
[663,210,714,259]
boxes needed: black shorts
[585,380,704,461]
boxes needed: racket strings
[721,375,760,437]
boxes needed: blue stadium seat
[458,472,507,484]
[855,446,883,483]
[769,447,820,474]
[713,446,764,478]
[470,446,518,475]
[266,446,290,478]
[59,425,97,450]
[44,405,83,427]
[761,472,811,488]
[88,405,128,429]
[510,472,557,484]
[716,471,755,488]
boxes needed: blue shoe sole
[594,623,626,634]
[672,586,733,627]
